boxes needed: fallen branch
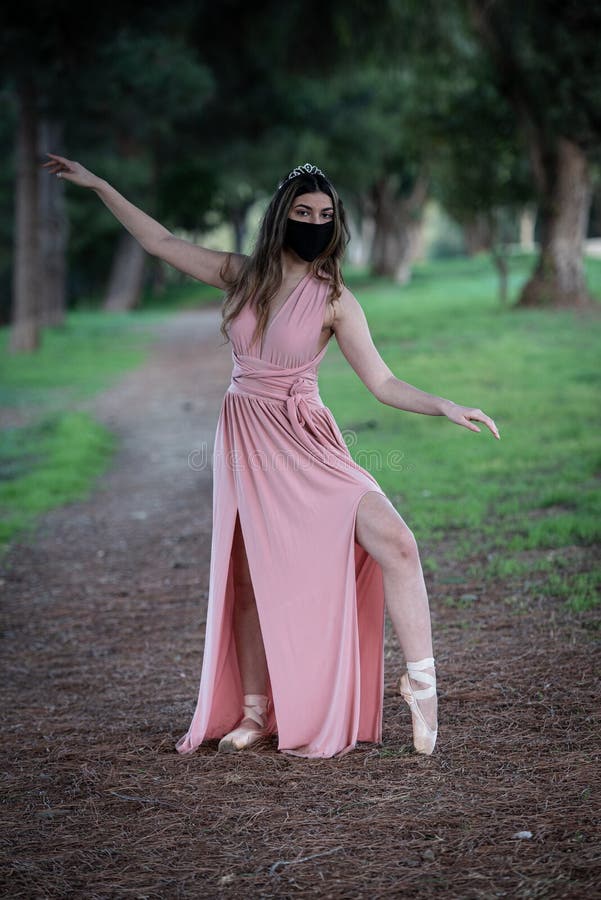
[269,846,344,875]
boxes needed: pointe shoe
[218,694,270,753]
[398,657,438,755]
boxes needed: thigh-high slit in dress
[175,271,388,759]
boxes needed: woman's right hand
[41,153,102,190]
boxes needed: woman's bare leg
[231,514,269,699]
[354,491,437,730]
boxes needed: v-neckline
[259,271,311,353]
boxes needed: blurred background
[2,0,600,334]
[1,0,600,609]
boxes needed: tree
[2,2,143,346]
[85,28,213,310]
[38,117,68,327]
[429,55,533,303]
[10,74,40,351]
[468,0,601,307]
[2,2,214,334]
[182,1,438,278]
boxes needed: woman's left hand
[441,400,500,439]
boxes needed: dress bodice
[227,271,333,368]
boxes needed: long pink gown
[175,271,387,759]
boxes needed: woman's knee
[356,492,419,566]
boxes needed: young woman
[43,155,500,759]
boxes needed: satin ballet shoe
[398,656,438,755]
[218,693,270,753]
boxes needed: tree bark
[462,214,493,255]
[103,232,147,311]
[589,184,601,238]
[10,76,41,352]
[38,117,68,327]
[150,258,168,298]
[519,137,592,307]
[103,137,150,312]
[487,209,514,305]
[490,243,509,305]
[370,174,428,284]
[231,204,249,255]
[519,205,536,251]
[346,194,376,268]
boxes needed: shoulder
[313,268,355,302]
[320,282,360,331]
[333,284,361,313]
[328,284,371,335]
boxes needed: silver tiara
[278,163,327,189]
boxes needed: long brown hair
[218,169,351,349]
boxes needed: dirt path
[1,309,598,899]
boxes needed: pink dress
[175,271,387,759]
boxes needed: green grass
[0,308,171,413]
[321,252,601,611]
[0,411,116,549]
[0,306,175,551]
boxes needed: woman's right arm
[42,153,246,289]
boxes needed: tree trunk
[519,137,592,307]
[231,205,249,255]
[491,247,509,305]
[487,208,513,304]
[370,177,404,279]
[395,217,425,283]
[589,184,601,237]
[410,216,426,264]
[346,193,376,267]
[462,214,493,255]
[103,232,147,311]
[103,137,151,312]
[370,174,428,284]
[519,205,536,251]
[38,117,68,327]
[150,258,168,298]
[10,76,41,353]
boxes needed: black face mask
[284,218,334,262]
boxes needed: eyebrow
[294,202,334,211]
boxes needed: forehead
[292,191,333,208]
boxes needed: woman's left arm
[332,287,500,440]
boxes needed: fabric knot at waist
[286,377,317,433]
[227,352,324,441]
